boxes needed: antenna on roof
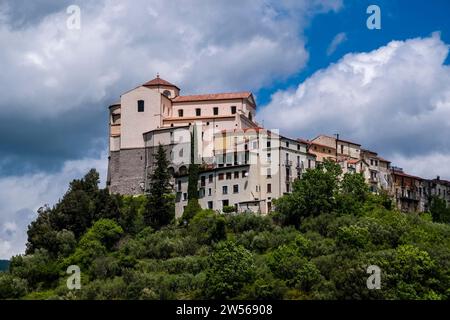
[156,72,160,78]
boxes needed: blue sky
[0,0,450,258]
[257,0,450,106]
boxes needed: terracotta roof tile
[172,91,252,103]
[143,76,180,90]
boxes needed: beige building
[108,75,449,216]
[107,76,316,217]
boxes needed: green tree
[65,219,123,269]
[183,128,202,222]
[189,210,226,244]
[26,169,120,256]
[274,160,342,227]
[204,241,255,299]
[9,249,59,290]
[145,144,175,229]
[0,273,28,299]
[430,196,450,223]
[336,173,369,214]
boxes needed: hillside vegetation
[1,149,449,300]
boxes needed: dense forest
[1,145,450,300]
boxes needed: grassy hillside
[1,163,449,300]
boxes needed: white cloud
[327,32,347,56]
[259,34,450,180]
[388,152,450,181]
[0,0,342,119]
[0,151,107,259]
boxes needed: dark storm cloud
[0,102,107,176]
[0,0,73,29]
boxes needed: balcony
[285,160,292,166]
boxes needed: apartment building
[308,135,361,162]
[360,149,391,193]
[107,75,449,216]
[107,75,316,217]
[390,167,427,213]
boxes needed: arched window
[179,165,188,176]
[168,167,175,176]
[163,90,171,97]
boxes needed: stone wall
[108,148,146,195]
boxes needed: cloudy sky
[1,0,450,258]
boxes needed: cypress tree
[182,126,202,222]
[145,144,175,228]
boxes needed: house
[107,75,316,217]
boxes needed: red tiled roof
[143,76,180,90]
[172,92,252,103]
[309,141,337,150]
[219,127,266,134]
[377,156,391,163]
[314,134,361,146]
[347,159,360,165]
[392,170,423,180]
[297,138,310,145]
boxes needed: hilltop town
[107,75,450,216]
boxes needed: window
[267,183,272,193]
[308,159,312,168]
[242,170,247,178]
[213,107,219,115]
[256,185,259,192]
[222,200,229,207]
[286,184,290,193]
[177,180,181,192]
[267,168,271,178]
[137,100,144,112]
[183,193,187,201]
[163,90,171,97]
[267,202,272,213]
[178,109,183,117]
[233,185,239,193]
[231,106,236,114]
[201,176,206,187]
[340,145,344,154]
[218,173,224,180]
[209,174,213,183]
[267,153,271,162]
[286,141,289,148]
[267,140,271,148]
[234,171,239,179]
[222,186,228,194]
[208,188,212,196]
[225,172,231,180]
[248,112,253,121]
[196,108,201,116]
[208,201,213,209]
[297,144,300,151]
